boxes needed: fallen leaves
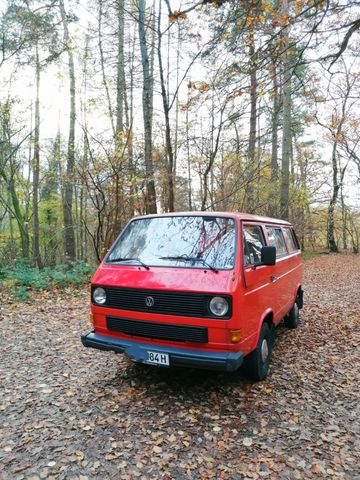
[242,437,253,447]
[0,254,359,478]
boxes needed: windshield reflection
[106,216,236,270]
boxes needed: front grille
[93,286,232,319]
[107,316,208,343]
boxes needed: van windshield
[106,216,236,270]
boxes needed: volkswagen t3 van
[81,212,303,380]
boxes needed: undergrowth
[301,250,321,261]
[0,260,95,301]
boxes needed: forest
[0,0,359,272]
[1,3,360,477]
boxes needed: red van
[82,212,303,380]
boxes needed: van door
[242,224,273,337]
[265,226,290,320]
[282,226,302,305]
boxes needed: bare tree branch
[321,18,360,68]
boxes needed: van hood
[92,265,238,294]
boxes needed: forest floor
[0,254,359,480]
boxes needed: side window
[266,227,287,257]
[291,228,300,250]
[243,225,265,265]
[283,227,299,253]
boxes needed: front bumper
[81,331,244,372]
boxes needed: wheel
[284,299,300,329]
[242,323,274,381]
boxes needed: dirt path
[1,254,359,480]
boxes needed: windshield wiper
[107,257,150,270]
[160,255,218,273]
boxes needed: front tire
[242,323,274,381]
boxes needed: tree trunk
[138,0,157,213]
[110,0,126,235]
[32,42,43,268]
[297,147,307,250]
[0,169,30,258]
[173,24,181,201]
[10,182,30,258]
[0,103,30,258]
[271,58,279,182]
[157,0,174,212]
[268,57,279,217]
[327,144,339,252]
[126,31,135,215]
[325,81,350,252]
[60,0,76,261]
[201,101,224,211]
[280,0,291,220]
[340,181,347,250]
[186,90,192,211]
[116,0,125,140]
[247,30,257,213]
[98,0,115,136]
[79,34,90,261]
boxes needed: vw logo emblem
[145,296,154,307]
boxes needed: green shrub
[65,261,94,285]
[12,260,47,290]
[44,267,67,287]
[0,265,6,280]
[14,286,30,301]
[3,260,95,298]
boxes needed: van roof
[135,211,292,226]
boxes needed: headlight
[209,296,229,316]
[93,287,106,305]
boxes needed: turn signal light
[89,313,95,326]
[230,330,241,343]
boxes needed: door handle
[270,275,278,282]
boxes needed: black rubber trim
[81,331,243,372]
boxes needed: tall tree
[247,28,257,213]
[98,0,115,136]
[116,0,125,140]
[32,41,42,268]
[59,0,76,261]
[280,0,291,220]
[138,0,157,213]
[2,1,61,266]
[315,63,358,252]
[0,100,31,258]
[157,0,175,211]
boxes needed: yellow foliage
[245,16,255,28]
[295,0,305,16]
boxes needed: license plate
[146,351,170,367]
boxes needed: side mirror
[261,246,276,266]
